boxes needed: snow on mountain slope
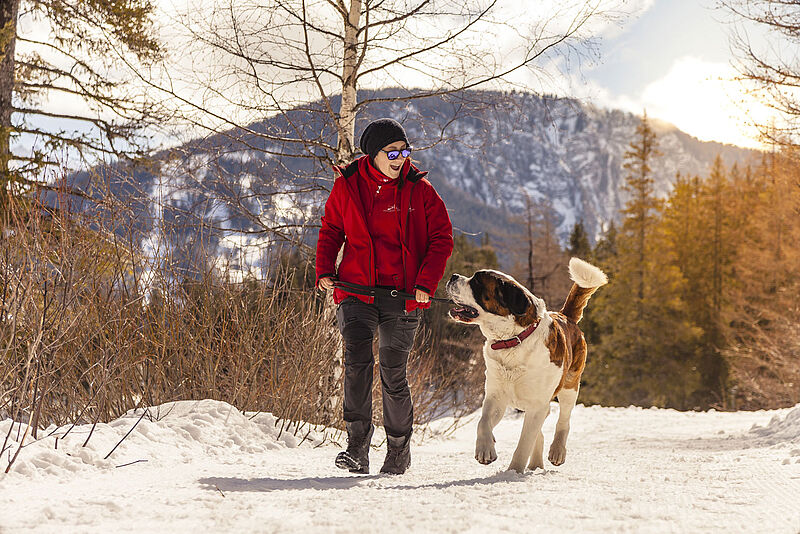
[1,400,799,533]
[404,94,755,242]
[75,90,755,276]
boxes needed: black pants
[336,296,421,438]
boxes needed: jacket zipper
[401,181,417,313]
[342,170,375,302]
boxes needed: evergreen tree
[1,0,163,213]
[567,220,592,260]
[723,148,800,408]
[619,111,662,324]
[593,221,617,267]
[661,162,733,407]
[587,114,702,408]
[697,157,735,403]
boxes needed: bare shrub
[0,185,344,468]
[138,256,343,431]
[1,178,486,471]
[724,311,800,410]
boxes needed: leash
[332,280,453,304]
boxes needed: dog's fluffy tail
[560,257,608,323]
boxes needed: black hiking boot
[380,434,411,475]
[335,420,374,474]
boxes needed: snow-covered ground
[2,399,799,533]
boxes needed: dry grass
[0,188,482,470]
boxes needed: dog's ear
[499,280,531,316]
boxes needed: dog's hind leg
[508,405,548,473]
[527,430,545,470]
[475,394,507,465]
[548,387,578,466]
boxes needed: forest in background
[494,115,799,411]
[1,113,797,474]
[588,119,798,410]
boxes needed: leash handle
[332,280,453,303]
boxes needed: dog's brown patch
[546,312,589,397]
[545,317,567,367]
[475,272,508,316]
[516,299,539,327]
[470,271,532,318]
[561,285,599,323]
[564,335,587,390]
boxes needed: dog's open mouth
[449,304,479,322]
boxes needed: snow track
[1,400,799,533]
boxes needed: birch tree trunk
[324,0,364,428]
[336,0,362,165]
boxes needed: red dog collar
[490,319,541,350]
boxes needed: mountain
[399,91,755,243]
[68,89,756,273]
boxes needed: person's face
[373,141,409,179]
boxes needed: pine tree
[567,220,592,260]
[661,161,733,407]
[587,114,702,408]
[723,148,800,408]
[620,111,662,326]
[1,0,163,214]
[593,221,617,266]
[696,157,735,404]
[705,156,730,319]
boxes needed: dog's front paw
[548,431,568,466]
[475,434,497,465]
[548,443,567,466]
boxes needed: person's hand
[415,289,430,303]
[318,277,334,291]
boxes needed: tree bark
[337,0,362,165]
[0,0,18,212]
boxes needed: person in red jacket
[316,118,453,475]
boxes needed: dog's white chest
[492,360,526,382]
[484,341,562,408]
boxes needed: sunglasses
[381,148,412,160]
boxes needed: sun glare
[640,56,777,150]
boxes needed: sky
[17,0,780,164]
[575,0,775,149]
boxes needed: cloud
[563,56,778,149]
[638,56,776,149]
[22,0,662,161]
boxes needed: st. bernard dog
[446,258,607,473]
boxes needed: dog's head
[445,270,545,338]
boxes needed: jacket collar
[334,155,427,183]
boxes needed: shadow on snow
[199,469,554,493]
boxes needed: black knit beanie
[359,118,409,160]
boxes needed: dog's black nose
[450,274,459,283]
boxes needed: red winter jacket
[316,156,454,312]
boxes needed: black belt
[332,280,453,303]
